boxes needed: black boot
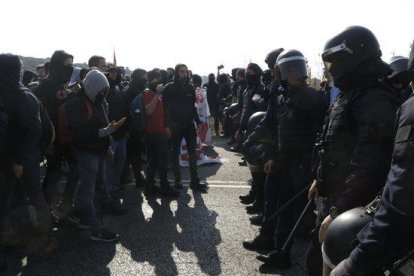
[239,190,255,205]
[257,249,292,268]
[242,233,275,251]
[250,214,264,226]
[159,182,179,197]
[246,200,264,215]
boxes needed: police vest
[276,88,319,155]
[317,82,396,198]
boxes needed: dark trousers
[171,123,199,184]
[252,171,266,207]
[146,133,169,186]
[275,154,314,252]
[1,152,51,235]
[306,199,333,276]
[42,144,78,205]
[261,172,280,236]
[120,133,144,188]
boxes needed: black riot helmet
[388,56,409,79]
[247,112,266,136]
[409,42,414,72]
[322,207,375,268]
[276,49,308,82]
[322,26,382,82]
[223,103,239,117]
[265,48,284,69]
[388,56,414,87]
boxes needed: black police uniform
[306,26,401,275]
[331,94,414,275]
[274,85,326,250]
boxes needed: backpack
[129,93,146,134]
[58,96,93,145]
[0,95,9,155]
[26,91,55,151]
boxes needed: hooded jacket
[66,70,110,155]
[106,70,128,140]
[204,79,221,116]
[33,50,73,131]
[0,54,42,166]
[163,65,201,129]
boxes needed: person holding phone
[143,69,179,197]
[66,69,125,242]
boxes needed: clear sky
[1,0,413,78]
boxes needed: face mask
[95,92,106,104]
[246,74,260,86]
[63,65,74,84]
[136,78,148,90]
[149,81,159,92]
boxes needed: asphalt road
[2,137,309,276]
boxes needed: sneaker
[103,200,128,216]
[174,182,184,190]
[90,228,118,242]
[67,214,90,229]
[190,181,208,192]
[144,185,160,197]
[159,184,179,197]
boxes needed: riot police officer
[385,56,414,102]
[306,26,401,276]
[329,38,414,276]
[255,49,327,269]
[241,49,284,251]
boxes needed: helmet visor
[277,57,307,81]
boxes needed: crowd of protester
[1,24,414,275]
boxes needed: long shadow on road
[119,189,222,276]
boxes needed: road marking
[128,180,251,188]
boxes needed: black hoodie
[33,50,73,130]
[107,70,128,140]
[0,54,42,166]
[163,64,201,129]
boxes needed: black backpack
[129,93,146,134]
[26,90,55,151]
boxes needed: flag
[113,47,117,66]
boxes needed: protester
[163,64,207,191]
[119,68,148,189]
[0,54,57,260]
[66,69,124,242]
[142,69,179,197]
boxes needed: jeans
[74,150,105,233]
[171,123,199,184]
[146,133,169,186]
[104,137,127,200]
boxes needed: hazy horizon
[2,0,413,78]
